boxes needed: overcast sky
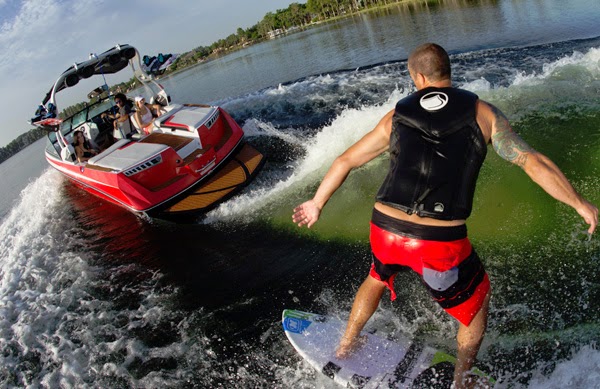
[0,0,297,147]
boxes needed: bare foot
[335,334,368,359]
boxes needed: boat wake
[204,89,407,224]
[0,170,211,387]
[205,43,600,228]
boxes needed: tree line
[0,128,45,164]
[168,2,313,72]
[168,0,435,72]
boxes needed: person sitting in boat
[102,93,133,131]
[133,95,164,135]
[72,130,98,163]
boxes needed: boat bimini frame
[33,44,169,162]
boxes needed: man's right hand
[292,200,321,228]
[576,198,598,234]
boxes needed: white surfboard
[282,309,492,388]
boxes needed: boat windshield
[71,110,87,128]
[57,98,115,134]
[88,98,115,119]
[47,97,117,158]
[60,117,73,133]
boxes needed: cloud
[0,0,103,82]
[0,0,114,143]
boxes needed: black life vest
[375,87,487,220]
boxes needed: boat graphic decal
[205,110,219,129]
[124,155,163,176]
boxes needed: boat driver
[102,93,133,132]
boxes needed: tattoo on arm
[490,105,534,168]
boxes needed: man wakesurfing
[292,43,598,388]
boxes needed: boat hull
[35,44,264,220]
[150,142,264,218]
[47,141,264,218]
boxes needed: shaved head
[408,43,451,83]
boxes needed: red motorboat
[32,44,264,218]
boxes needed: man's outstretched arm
[292,109,394,228]
[480,101,598,234]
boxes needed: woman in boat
[133,96,163,135]
[73,130,98,163]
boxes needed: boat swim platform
[153,143,264,217]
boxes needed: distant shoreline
[158,0,437,81]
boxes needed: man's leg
[336,275,386,358]
[453,291,491,389]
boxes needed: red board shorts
[369,208,490,326]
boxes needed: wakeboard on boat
[31,44,264,219]
[142,53,178,76]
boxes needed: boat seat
[88,139,130,165]
[156,104,215,132]
[113,116,141,140]
[130,112,141,132]
[61,133,76,162]
[129,112,158,134]
[61,144,76,162]
[77,122,100,150]
[88,141,169,172]
[154,104,184,128]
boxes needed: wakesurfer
[292,43,598,388]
